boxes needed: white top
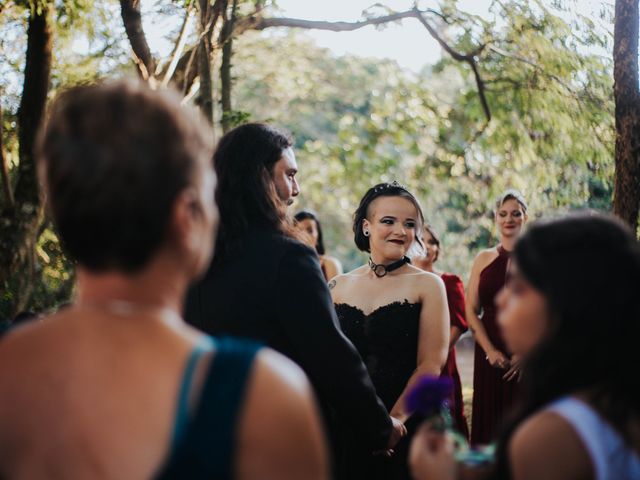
[546,397,640,480]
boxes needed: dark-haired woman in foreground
[294,210,343,280]
[331,182,449,479]
[410,213,640,480]
[0,81,328,479]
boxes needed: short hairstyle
[494,212,640,476]
[294,210,325,255]
[352,182,425,253]
[213,123,293,263]
[423,224,441,262]
[495,189,528,213]
[38,80,213,272]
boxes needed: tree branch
[235,9,418,34]
[176,0,226,96]
[196,0,214,122]
[237,7,491,130]
[412,8,490,126]
[182,46,199,95]
[0,1,15,16]
[488,44,576,95]
[119,0,156,81]
[160,5,194,87]
[220,0,238,133]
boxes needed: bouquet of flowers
[406,375,495,466]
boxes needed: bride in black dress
[330,182,449,479]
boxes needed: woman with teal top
[0,81,328,480]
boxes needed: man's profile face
[271,147,299,206]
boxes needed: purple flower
[405,375,453,418]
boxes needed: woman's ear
[362,218,371,236]
[170,187,201,253]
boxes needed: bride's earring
[363,229,369,237]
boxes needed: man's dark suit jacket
[185,226,391,451]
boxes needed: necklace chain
[78,300,182,324]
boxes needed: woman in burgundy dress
[414,225,470,439]
[466,190,528,445]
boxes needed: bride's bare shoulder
[406,265,443,283]
[328,266,367,298]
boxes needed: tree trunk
[197,0,214,124]
[220,24,233,133]
[120,0,156,81]
[613,0,640,232]
[0,3,53,317]
[220,0,237,133]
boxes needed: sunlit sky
[267,0,610,71]
[271,0,487,71]
[141,0,611,74]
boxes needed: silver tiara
[373,181,408,193]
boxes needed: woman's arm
[389,274,450,423]
[443,275,467,351]
[465,252,509,369]
[449,326,463,351]
[322,256,343,281]
[327,272,345,302]
[508,411,593,480]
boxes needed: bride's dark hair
[493,212,640,478]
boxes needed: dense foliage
[0,0,616,316]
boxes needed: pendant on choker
[368,256,411,278]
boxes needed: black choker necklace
[368,256,411,278]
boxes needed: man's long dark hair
[492,213,640,478]
[213,123,293,264]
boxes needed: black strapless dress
[335,301,421,480]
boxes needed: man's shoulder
[250,227,297,247]
[239,229,317,273]
[256,229,315,256]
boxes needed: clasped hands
[486,349,521,381]
[373,416,407,457]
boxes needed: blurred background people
[414,224,470,439]
[294,210,343,281]
[0,81,328,480]
[466,190,528,445]
[331,182,449,479]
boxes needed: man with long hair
[185,123,404,476]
